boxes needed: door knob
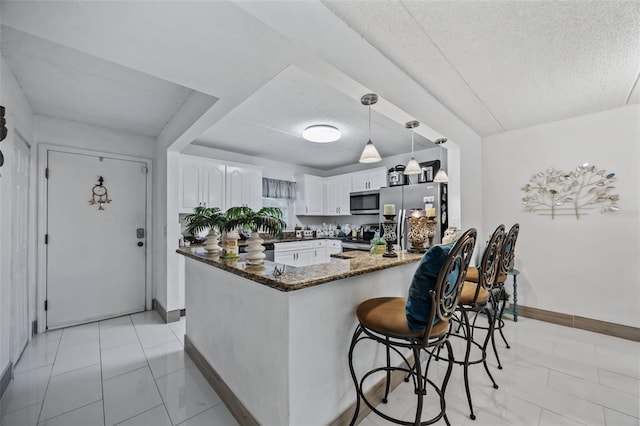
[137,242,144,247]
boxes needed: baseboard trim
[184,336,259,426]
[518,305,640,342]
[153,299,181,324]
[1,362,13,399]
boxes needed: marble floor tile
[102,367,162,426]
[38,401,104,426]
[538,409,586,426]
[548,370,640,418]
[4,313,638,426]
[155,366,221,425]
[598,368,640,396]
[101,341,147,380]
[143,340,194,379]
[1,364,52,415]
[58,323,100,349]
[39,364,102,422]
[99,324,139,351]
[51,341,100,377]
[603,408,640,426]
[177,403,238,426]
[0,402,41,426]
[115,405,172,426]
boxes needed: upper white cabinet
[295,174,324,216]
[226,166,262,210]
[351,167,387,192]
[324,175,351,216]
[179,155,262,213]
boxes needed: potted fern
[184,206,226,253]
[222,206,286,263]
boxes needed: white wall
[482,105,640,327]
[0,54,35,379]
[34,115,155,159]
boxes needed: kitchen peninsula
[177,248,423,425]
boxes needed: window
[262,197,294,230]
[262,177,296,231]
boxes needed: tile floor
[0,312,236,426]
[1,312,638,426]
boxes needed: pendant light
[403,120,421,175]
[433,138,449,183]
[359,93,382,163]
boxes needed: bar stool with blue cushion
[348,228,477,426]
[453,224,505,420]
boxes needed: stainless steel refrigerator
[379,182,448,250]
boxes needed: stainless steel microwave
[350,190,380,215]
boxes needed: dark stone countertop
[176,248,422,292]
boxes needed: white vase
[245,232,266,265]
[205,229,221,254]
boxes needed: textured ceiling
[324,0,640,136]
[198,65,434,169]
[1,25,193,137]
[1,1,638,170]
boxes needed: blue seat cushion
[405,242,456,332]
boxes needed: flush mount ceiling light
[404,120,421,175]
[433,138,449,183]
[359,93,382,163]
[302,125,341,143]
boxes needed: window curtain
[262,178,296,200]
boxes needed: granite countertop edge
[176,248,422,292]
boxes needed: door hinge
[45,168,49,179]
[32,320,38,335]
[44,234,48,244]
[44,300,48,311]
[142,166,148,175]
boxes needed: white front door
[11,132,30,362]
[46,150,147,329]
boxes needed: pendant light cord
[411,131,414,156]
[368,105,371,140]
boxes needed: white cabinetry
[324,175,351,216]
[179,155,262,213]
[226,166,262,210]
[295,174,324,216]
[274,240,330,267]
[325,240,342,257]
[351,167,387,192]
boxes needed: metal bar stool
[451,225,505,420]
[491,224,520,356]
[348,229,477,426]
[462,224,520,370]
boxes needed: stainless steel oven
[350,190,380,215]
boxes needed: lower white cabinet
[325,240,342,256]
[274,239,333,267]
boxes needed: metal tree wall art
[521,163,619,219]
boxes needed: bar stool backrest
[478,225,506,293]
[429,228,477,328]
[500,224,520,275]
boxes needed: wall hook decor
[89,176,112,210]
[521,163,619,219]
